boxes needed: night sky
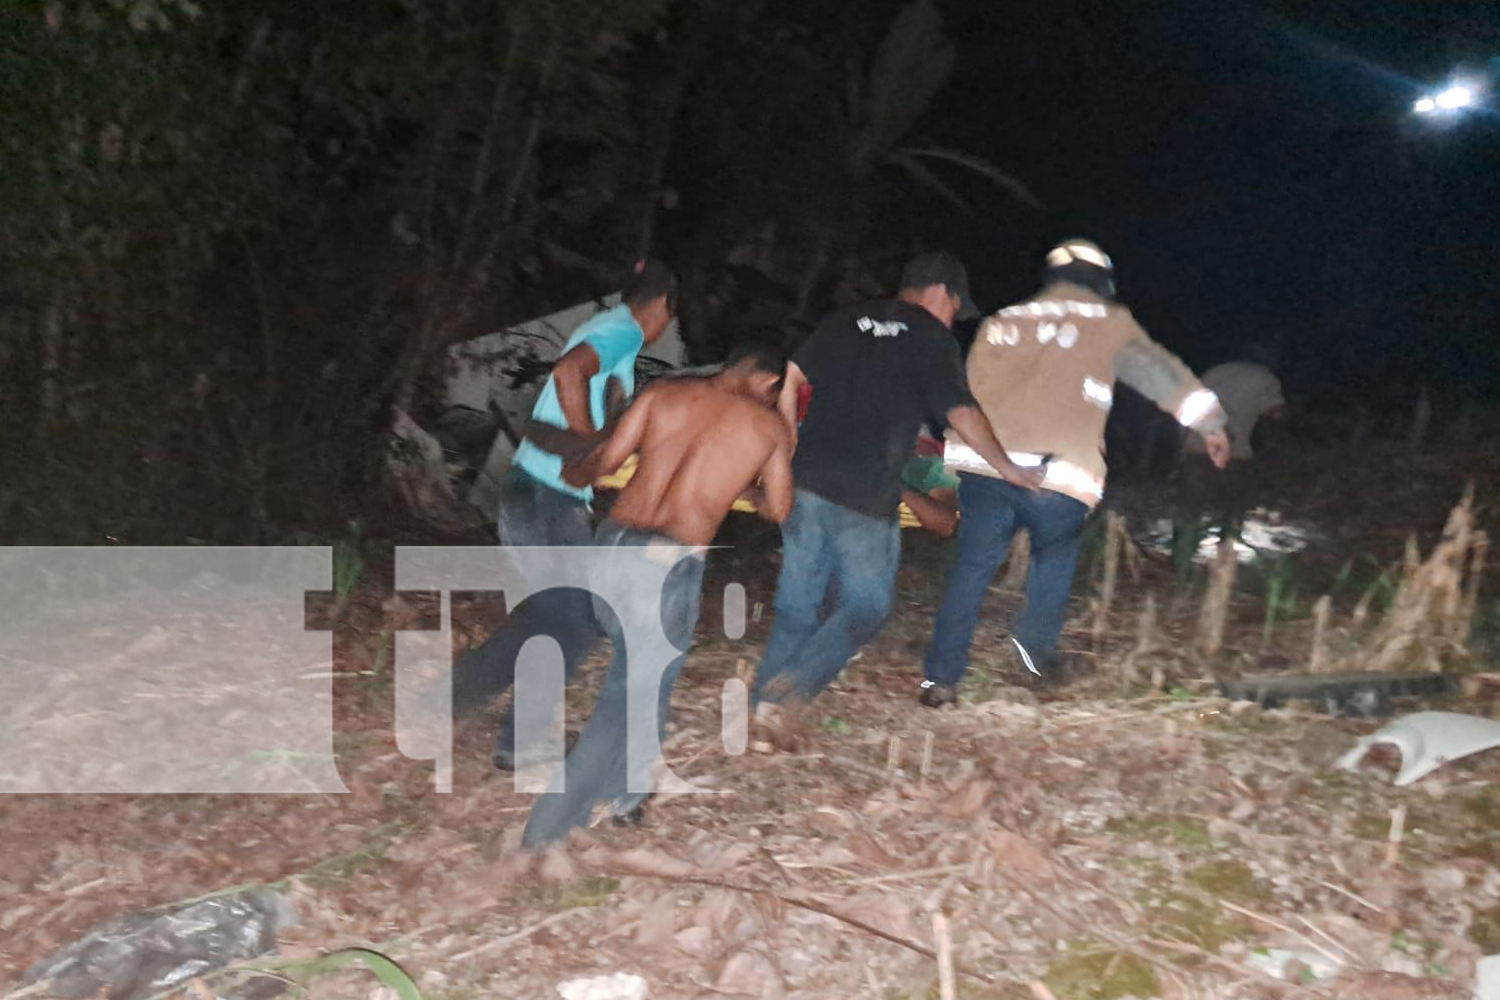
[891,0,1500,412]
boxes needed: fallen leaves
[938,778,995,820]
[608,848,699,879]
[714,949,786,999]
[988,829,1056,882]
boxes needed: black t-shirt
[791,299,976,519]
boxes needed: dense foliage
[0,0,1034,543]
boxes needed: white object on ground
[1245,947,1342,982]
[1337,711,1500,787]
[1146,508,1317,565]
[557,972,649,1000]
[1476,954,1500,1000]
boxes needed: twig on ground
[1386,804,1406,868]
[1143,937,1282,985]
[1217,900,1345,968]
[1316,879,1386,914]
[446,908,585,963]
[933,913,956,1000]
[624,871,1006,987]
[839,864,971,886]
[1297,915,1360,963]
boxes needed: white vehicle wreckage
[388,294,686,529]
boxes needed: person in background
[751,251,1040,719]
[450,259,679,771]
[900,426,961,538]
[920,239,1231,705]
[1179,356,1285,534]
[520,350,793,847]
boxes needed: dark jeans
[449,467,600,757]
[924,474,1090,684]
[522,520,705,849]
[753,489,901,704]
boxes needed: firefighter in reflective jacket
[918,239,1231,705]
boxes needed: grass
[1254,554,1299,645]
[169,947,425,1000]
[1137,887,1253,955]
[1169,515,1208,584]
[303,819,408,885]
[1472,906,1500,953]
[1043,939,1161,1000]
[1101,813,1214,852]
[1185,860,1272,903]
[519,875,622,912]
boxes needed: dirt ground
[2,440,1498,1000]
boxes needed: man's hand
[777,363,807,450]
[1203,429,1231,470]
[945,404,1045,494]
[560,446,605,489]
[996,458,1045,493]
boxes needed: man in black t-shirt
[751,252,1040,710]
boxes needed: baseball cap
[899,251,979,320]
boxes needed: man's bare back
[567,356,794,547]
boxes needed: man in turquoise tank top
[452,259,679,770]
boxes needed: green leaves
[848,0,956,179]
[253,948,424,1000]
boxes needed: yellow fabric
[594,454,923,529]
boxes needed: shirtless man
[520,350,793,849]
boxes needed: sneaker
[750,700,812,752]
[611,797,650,827]
[493,730,579,771]
[918,679,958,708]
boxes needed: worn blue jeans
[753,489,902,704]
[449,468,600,757]
[522,520,705,848]
[924,473,1090,684]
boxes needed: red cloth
[797,383,813,423]
[914,434,944,457]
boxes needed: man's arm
[756,426,795,523]
[920,330,1043,492]
[945,404,1044,492]
[777,362,808,442]
[902,488,958,538]
[1113,330,1230,469]
[551,343,603,436]
[523,374,628,462]
[561,388,654,488]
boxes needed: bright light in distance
[1414,82,1479,115]
[1435,85,1475,110]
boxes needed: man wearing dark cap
[450,259,679,769]
[751,252,1040,712]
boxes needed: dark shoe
[493,730,579,771]
[918,680,958,708]
[611,796,651,827]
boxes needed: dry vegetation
[1,442,1498,1000]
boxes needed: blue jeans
[753,489,901,704]
[449,468,600,756]
[522,520,705,848]
[924,474,1090,684]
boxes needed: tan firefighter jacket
[944,282,1227,508]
